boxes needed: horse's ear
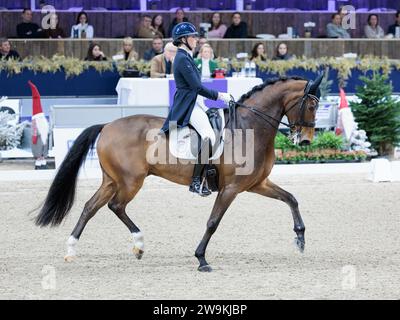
[309,73,324,95]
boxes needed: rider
[160,22,231,196]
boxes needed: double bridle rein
[227,81,320,133]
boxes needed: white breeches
[189,99,216,146]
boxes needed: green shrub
[311,131,344,150]
[274,132,295,150]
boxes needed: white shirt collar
[180,46,193,58]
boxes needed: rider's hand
[218,92,232,105]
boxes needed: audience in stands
[114,37,138,61]
[194,44,217,79]
[137,14,163,38]
[364,14,385,39]
[43,14,66,39]
[71,11,94,39]
[0,38,21,60]
[168,8,189,37]
[224,12,248,38]
[85,43,107,61]
[193,36,208,58]
[152,14,166,38]
[387,11,400,37]
[17,8,42,38]
[143,36,164,61]
[150,42,177,78]
[326,13,351,39]
[208,12,227,39]
[250,43,267,62]
[272,43,294,60]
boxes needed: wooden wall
[1,11,400,39]
[8,39,400,60]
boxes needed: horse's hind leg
[107,175,146,260]
[249,178,306,252]
[64,172,115,262]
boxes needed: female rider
[160,22,231,196]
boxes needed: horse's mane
[237,76,307,103]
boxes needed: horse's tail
[35,124,105,227]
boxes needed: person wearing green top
[194,44,218,78]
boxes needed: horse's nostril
[299,140,311,146]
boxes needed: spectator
[137,14,163,38]
[250,42,266,62]
[114,37,139,61]
[272,43,294,60]
[194,44,218,79]
[150,42,177,78]
[168,8,189,37]
[387,11,400,37]
[85,43,107,61]
[364,14,385,39]
[152,14,166,38]
[71,11,94,39]
[208,12,227,39]
[326,13,350,38]
[193,36,208,58]
[0,38,21,60]
[224,12,248,38]
[144,36,164,61]
[17,8,42,38]
[43,14,65,39]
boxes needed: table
[115,77,264,107]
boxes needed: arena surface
[1,168,399,299]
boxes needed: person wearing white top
[364,14,385,39]
[71,11,94,39]
[194,44,218,79]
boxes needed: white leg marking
[132,232,144,251]
[66,236,78,257]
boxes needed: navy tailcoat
[160,48,219,133]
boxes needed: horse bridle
[227,81,320,132]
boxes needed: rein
[226,92,320,133]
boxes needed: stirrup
[189,177,211,197]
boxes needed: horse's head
[283,74,323,146]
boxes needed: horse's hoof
[133,247,144,260]
[198,264,213,272]
[64,255,76,263]
[294,237,305,253]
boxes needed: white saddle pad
[169,109,225,160]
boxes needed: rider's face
[187,36,198,50]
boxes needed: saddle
[169,108,226,161]
[169,108,226,192]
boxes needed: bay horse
[35,75,323,272]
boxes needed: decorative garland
[0,55,399,82]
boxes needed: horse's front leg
[195,186,238,272]
[249,178,306,252]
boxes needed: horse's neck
[225,95,284,133]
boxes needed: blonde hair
[120,37,138,61]
[199,43,214,59]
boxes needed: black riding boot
[189,163,212,196]
[189,139,212,197]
